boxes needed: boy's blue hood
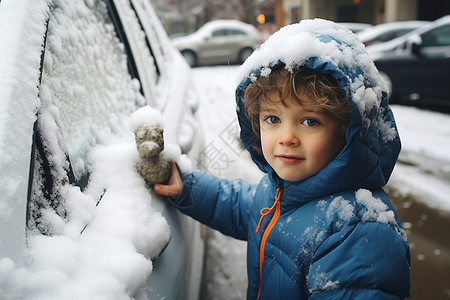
[235,19,401,201]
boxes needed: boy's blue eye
[302,119,318,126]
[265,116,280,124]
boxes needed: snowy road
[192,65,450,300]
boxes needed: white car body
[337,22,373,33]
[0,0,205,299]
[357,20,430,47]
[172,19,262,66]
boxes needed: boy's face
[259,90,346,182]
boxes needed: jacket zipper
[256,187,282,300]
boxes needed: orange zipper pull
[256,187,282,233]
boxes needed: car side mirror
[408,34,422,55]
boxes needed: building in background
[151,0,449,37]
[282,0,450,26]
[255,0,284,38]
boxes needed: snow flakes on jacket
[174,19,410,299]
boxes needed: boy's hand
[153,161,183,199]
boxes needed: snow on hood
[235,19,401,199]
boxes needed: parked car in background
[0,0,205,299]
[358,20,430,47]
[368,15,450,106]
[337,22,373,33]
[171,19,262,67]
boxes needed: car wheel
[379,71,395,103]
[181,50,197,67]
[239,47,253,64]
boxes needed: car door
[112,1,205,298]
[412,23,450,100]
[22,0,204,299]
[1,0,204,296]
[197,28,231,63]
[379,23,450,103]
[226,28,251,60]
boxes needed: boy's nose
[279,127,300,146]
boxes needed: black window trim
[128,0,161,79]
[27,13,72,232]
[106,0,145,95]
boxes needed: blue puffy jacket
[173,19,410,299]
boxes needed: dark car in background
[368,15,450,106]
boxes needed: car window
[29,0,144,232]
[421,24,450,47]
[112,0,159,103]
[129,0,167,71]
[228,29,246,36]
[380,29,413,42]
[40,1,143,183]
[212,29,227,37]
[393,28,414,39]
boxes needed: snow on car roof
[366,15,450,54]
[357,20,430,41]
[337,22,373,33]
[199,19,259,33]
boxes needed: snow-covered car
[357,20,430,47]
[171,19,262,67]
[0,0,205,299]
[367,15,450,106]
[337,22,372,33]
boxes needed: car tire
[181,50,197,67]
[379,71,395,103]
[239,47,253,64]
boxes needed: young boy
[154,19,410,299]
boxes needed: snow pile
[393,106,450,164]
[0,141,175,300]
[389,105,450,213]
[355,189,396,225]
[322,189,399,229]
[307,270,340,293]
[324,197,355,230]
[302,188,404,257]
[0,101,192,299]
[0,0,185,298]
[130,106,165,131]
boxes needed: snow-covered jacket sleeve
[170,170,257,241]
[307,221,411,299]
